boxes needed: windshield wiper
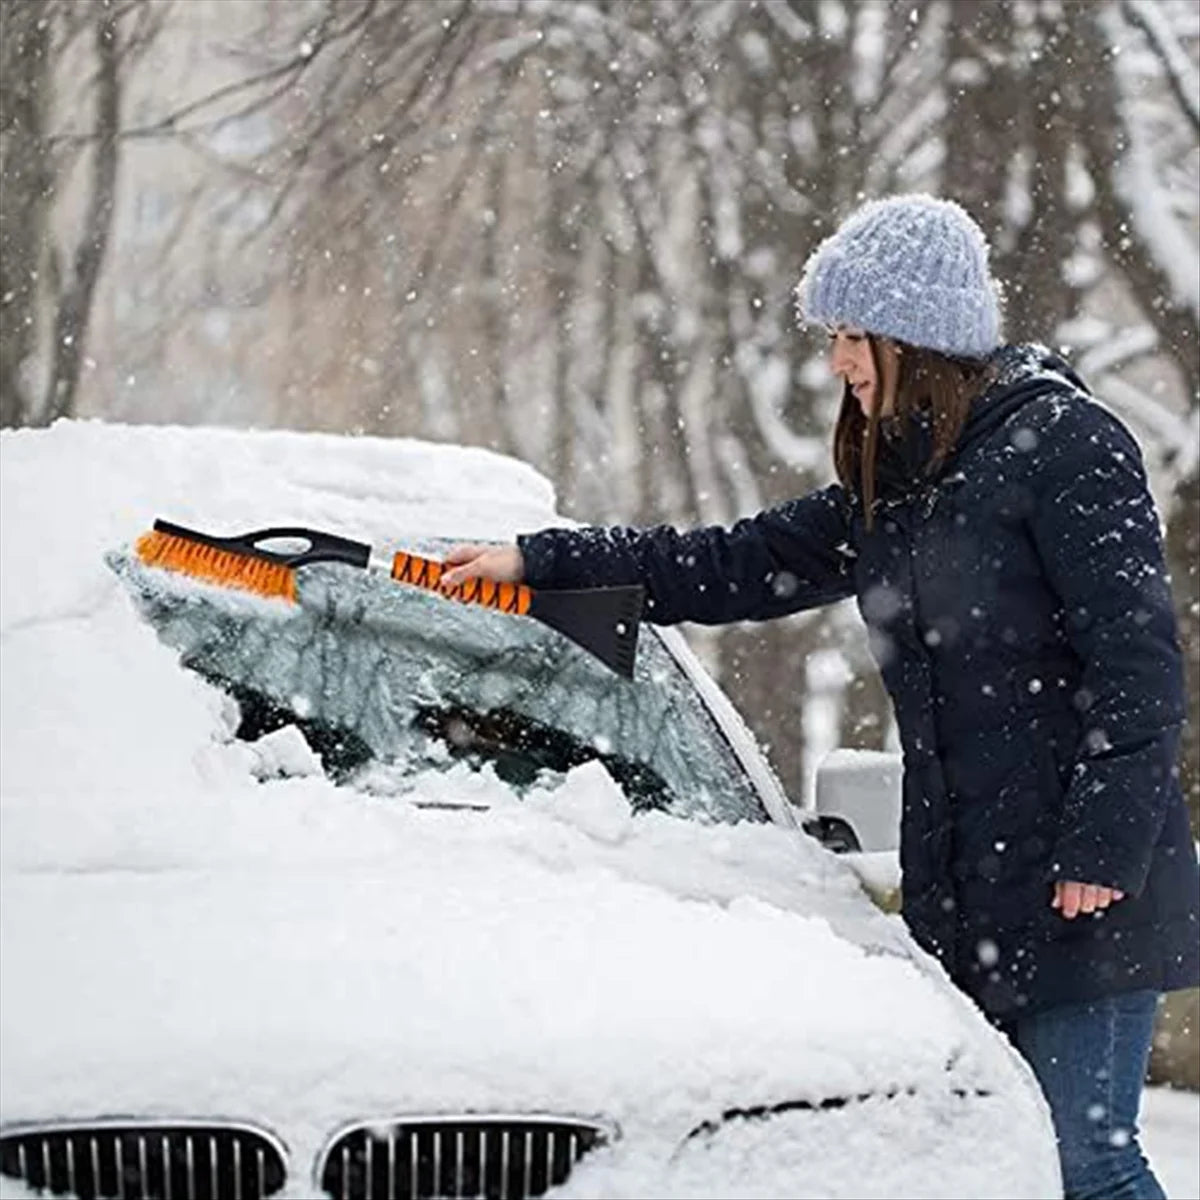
[414,704,672,813]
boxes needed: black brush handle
[153,519,371,569]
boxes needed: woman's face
[827,325,899,417]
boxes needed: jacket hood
[958,342,1091,455]
[875,343,1090,500]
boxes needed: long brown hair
[833,337,990,528]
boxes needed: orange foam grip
[391,552,532,616]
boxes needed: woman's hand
[440,542,525,588]
[1052,880,1126,919]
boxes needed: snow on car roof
[1,420,558,629]
[1,420,562,802]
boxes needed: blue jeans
[1004,990,1165,1200]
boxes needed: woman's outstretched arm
[443,483,857,626]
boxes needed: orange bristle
[134,530,297,602]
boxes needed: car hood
[1,764,1020,1159]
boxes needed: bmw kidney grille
[0,1120,287,1200]
[316,1115,614,1200]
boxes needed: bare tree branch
[0,0,54,427]
[1121,0,1200,137]
[49,0,377,146]
[42,3,122,424]
[1072,4,1199,390]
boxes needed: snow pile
[1141,1085,1200,1200]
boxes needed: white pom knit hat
[796,194,1002,358]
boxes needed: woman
[442,195,1200,1200]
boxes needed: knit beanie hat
[796,194,1002,358]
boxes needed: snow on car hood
[1,761,990,1144]
[0,422,1053,1194]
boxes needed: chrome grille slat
[387,1131,396,1200]
[472,1123,482,1200]
[363,1136,373,1200]
[453,1130,463,1200]
[500,1129,510,1200]
[116,1134,126,1200]
[138,1135,150,1199]
[1,1122,287,1200]
[433,1129,441,1200]
[409,1132,418,1200]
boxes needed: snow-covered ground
[1143,1085,1200,1200]
[0,419,1073,1198]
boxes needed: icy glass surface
[109,548,769,825]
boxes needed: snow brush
[134,519,644,678]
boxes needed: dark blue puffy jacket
[519,344,1200,1019]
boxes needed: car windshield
[110,540,769,825]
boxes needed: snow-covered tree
[0,0,166,427]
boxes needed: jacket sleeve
[1027,397,1186,896]
[517,483,856,626]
